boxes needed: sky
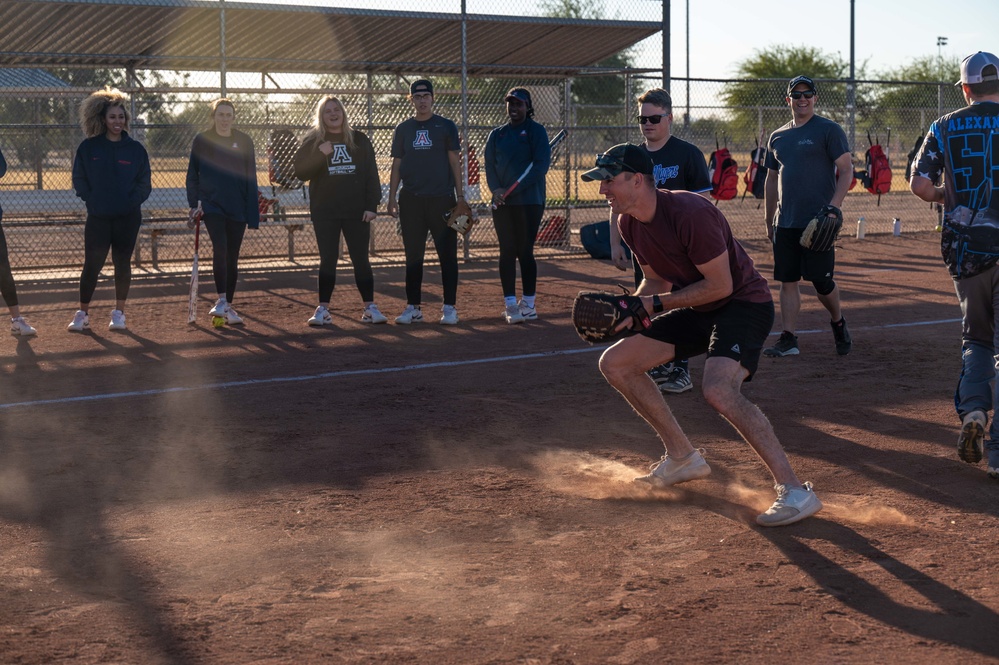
[644,0,999,79]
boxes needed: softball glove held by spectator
[443,199,477,235]
[799,204,843,252]
[571,290,652,344]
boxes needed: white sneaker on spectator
[958,410,986,464]
[518,301,538,320]
[362,304,388,324]
[504,304,525,324]
[440,305,459,325]
[109,309,127,331]
[209,298,227,317]
[223,305,244,325]
[395,305,423,324]
[67,310,90,332]
[308,305,332,326]
[10,316,37,337]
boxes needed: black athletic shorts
[639,299,775,381]
[772,226,836,283]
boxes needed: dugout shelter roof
[0,0,661,75]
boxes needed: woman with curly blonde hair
[68,87,151,332]
[293,96,382,326]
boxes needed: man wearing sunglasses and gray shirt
[762,75,854,359]
[608,88,711,395]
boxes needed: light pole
[662,0,670,88]
[684,0,690,127]
[937,36,948,61]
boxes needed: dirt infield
[1,231,998,664]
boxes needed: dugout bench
[134,214,309,269]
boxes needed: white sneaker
[519,301,538,320]
[361,304,388,324]
[208,298,227,317]
[223,305,244,325]
[635,449,711,487]
[756,482,823,527]
[67,310,90,332]
[109,309,127,331]
[10,316,37,337]
[958,410,987,464]
[395,305,423,324]
[308,305,333,326]
[440,304,459,325]
[504,304,525,324]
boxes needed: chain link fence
[1,68,961,274]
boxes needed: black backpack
[267,128,304,190]
[742,132,767,206]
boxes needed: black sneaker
[659,366,693,394]
[831,317,852,355]
[763,331,799,357]
[647,363,672,384]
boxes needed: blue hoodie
[72,132,151,217]
[484,118,551,206]
[186,128,260,229]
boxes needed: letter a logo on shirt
[330,144,352,164]
[413,130,432,148]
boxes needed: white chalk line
[0,347,600,410]
[0,316,962,411]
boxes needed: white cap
[956,51,999,86]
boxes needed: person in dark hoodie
[1,145,37,337]
[484,87,551,324]
[68,87,151,332]
[185,98,260,326]
[293,96,384,326]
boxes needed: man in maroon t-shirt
[581,143,823,527]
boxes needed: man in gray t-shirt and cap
[762,75,854,358]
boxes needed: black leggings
[493,204,543,298]
[398,190,458,306]
[0,218,18,308]
[312,217,374,303]
[203,213,246,303]
[80,211,142,305]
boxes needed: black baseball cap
[787,75,816,95]
[505,87,532,105]
[410,79,433,96]
[580,144,653,181]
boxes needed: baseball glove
[443,199,477,235]
[799,204,844,252]
[571,289,652,344]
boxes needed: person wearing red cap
[485,87,551,324]
[581,143,823,526]
[910,51,999,479]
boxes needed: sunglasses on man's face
[596,154,637,174]
[789,90,816,100]
[637,113,669,125]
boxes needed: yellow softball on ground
[212,316,225,328]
